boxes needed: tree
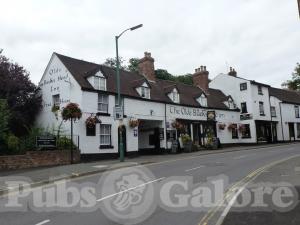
[155,69,193,85]
[0,99,10,144]
[282,63,300,90]
[0,50,42,136]
[127,58,140,73]
[104,57,126,70]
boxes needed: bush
[7,134,22,154]
[57,136,76,150]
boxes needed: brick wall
[0,150,80,170]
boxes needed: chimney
[228,67,237,77]
[192,65,209,92]
[138,52,156,82]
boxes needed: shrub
[7,134,20,154]
[181,134,192,144]
[57,136,76,150]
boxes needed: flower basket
[181,134,192,153]
[129,119,139,128]
[85,116,101,128]
[218,123,226,130]
[61,103,82,121]
[171,121,184,131]
[227,123,236,131]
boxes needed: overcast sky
[0,0,299,87]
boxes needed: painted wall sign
[133,129,138,137]
[36,136,57,148]
[167,105,225,120]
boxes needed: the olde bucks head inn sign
[167,105,225,120]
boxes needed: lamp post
[115,24,143,162]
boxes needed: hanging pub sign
[207,111,216,121]
[36,136,57,148]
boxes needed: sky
[0,0,299,87]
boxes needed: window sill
[97,112,111,117]
[99,145,114,149]
[242,136,252,139]
[260,114,266,116]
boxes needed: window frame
[241,124,251,139]
[258,85,263,95]
[141,86,150,99]
[270,106,276,117]
[231,124,238,139]
[99,124,112,148]
[241,102,248,114]
[240,82,247,91]
[86,124,96,136]
[295,106,300,118]
[297,123,300,138]
[259,101,265,116]
[98,94,109,113]
[52,94,60,108]
[198,95,208,107]
[94,76,106,91]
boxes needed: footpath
[0,142,297,196]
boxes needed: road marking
[198,154,300,225]
[185,165,205,172]
[93,165,108,169]
[35,219,50,225]
[233,154,249,159]
[96,177,165,202]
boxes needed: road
[1,143,300,225]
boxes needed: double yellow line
[198,154,300,225]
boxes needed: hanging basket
[218,123,226,130]
[129,119,140,128]
[85,116,101,128]
[227,123,236,131]
[171,121,184,131]
[61,103,82,121]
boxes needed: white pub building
[37,52,300,157]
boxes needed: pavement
[0,142,296,195]
[0,142,300,225]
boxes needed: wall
[0,150,80,170]
[281,103,300,141]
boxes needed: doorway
[288,123,295,141]
[118,125,127,156]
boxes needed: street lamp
[115,24,143,162]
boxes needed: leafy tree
[155,69,193,85]
[0,50,42,136]
[282,63,300,90]
[127,58,140,73]
[104,57,126,70]
[0,99,10,145]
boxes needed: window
[198,95,208,107]
[259,102,265,116]
[241,102,247,114]
[297,123,300,138]
[228,98,235,109]
[98,94,109,113]
[295,106,300,118]
[240,83,247,91]
[170,90,179,103]
[94,76,106,91]
[231,124,238,139]
[52,94,60,108]
[241,124,251,138]
[258,86,263,95]
[86,125,96,136]
[270,106,276,117]
[100,124,111,147]
[141,86,150,99]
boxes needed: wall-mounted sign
[36,136,57,148]
[240,113,253,121]
[113,106,123,120]
[133,129,138,137]
[207,111,216,121]
[159,128,164,140]
[167,130,176,141]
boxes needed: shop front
[255,120,278,143]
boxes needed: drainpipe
[279,102,284,142]
[165,103,168,150]
[268,95,273,142]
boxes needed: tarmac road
[1,143,300,225]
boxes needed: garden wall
[0,150,80,170]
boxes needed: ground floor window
[100,124,111,147]
[231,124,238,139]
[241,124,251,138]
[86,124,96,136]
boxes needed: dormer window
[137,82,150,99]
[90,71,106,91]
[197,94,207,107]
[168,88,180,103]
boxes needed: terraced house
[36,52,300,157]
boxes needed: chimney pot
[228,67,237,77]
[138,51,156,82]
[192,65,209,93]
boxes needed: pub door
[288,123,295,141]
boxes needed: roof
[55,52,236,111]
[269,87,300,105]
